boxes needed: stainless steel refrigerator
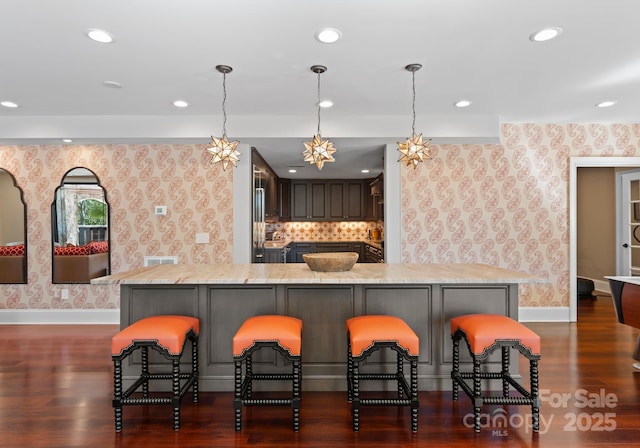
[252,165,265,263]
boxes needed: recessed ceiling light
[62,139,73,143]
[288,169,297,173]
[318,100,333,108]
[315,28,342,44]
[596,100,617,108]
[361,169,370,174]
[102,80,122,89]
[0,101,18,108]
[529,27,563,42]
[173,100,189,108]
[85,28,115,44]
[454,100,472,108]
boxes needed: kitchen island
[94,263,542,391]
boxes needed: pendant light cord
[411,69,416,135]
[222,72,228,136]
[316,71,322,137]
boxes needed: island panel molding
[100,263,542,391]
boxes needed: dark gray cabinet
[328,181,364,220]
[291,181,328,221]
[290,179,371,222]
[278,178,291,221]
[289,241,364,263]
[264,248,285,263]
[290,242,315,262]
[315,242,352,253]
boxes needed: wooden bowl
[303,252,359,272]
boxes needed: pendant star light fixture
[397,63,431,169]
[206,65,241,170]
[303,65,336,170]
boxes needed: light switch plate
[196,232,209,244]
[155,205,167,216]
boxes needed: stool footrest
[233,319,303,432]
[240,398,296,406]
[347,319,420,433]
[249,373,294,381]
[112,318,199,432]
[356,398,415,406]
[451,317,540,433]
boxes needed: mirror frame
[51,167,111,284]
[0,168,28,284]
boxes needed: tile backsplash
[268,221,383,241]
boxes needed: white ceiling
[1,0,639,178]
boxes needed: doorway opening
[570,157,640,321]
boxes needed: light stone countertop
[92,263,544,285]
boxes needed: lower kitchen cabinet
[289,242,315,263]
[264,248,285,263]
[288,241,367,262]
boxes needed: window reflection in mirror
[0,169,27,284]
[52,167,110,284]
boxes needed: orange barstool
[451,314,541,432]
[346,315,419,432]
[233,315,303,431]
[111,315,199,431]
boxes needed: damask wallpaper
[0,143,233,309]
[401,123,640,307]
[0,123,639,311]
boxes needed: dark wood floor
[2,296,640,447]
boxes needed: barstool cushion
[450,314,540,355]
[112,315,200,357]
[347,315,419,357]
[233,315,303,357]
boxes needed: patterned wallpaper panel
[1,123,640,310]
[401,123,640,307]
[0,144,233,309]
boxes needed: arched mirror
[52,167,110,284]
[0,169,27,284]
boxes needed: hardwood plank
[1,297,640,447]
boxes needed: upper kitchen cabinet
[328,181,364,221]
[366,174,384,221]
[252,148,279,222]
[291,180,328,221]
[278,178,291,221]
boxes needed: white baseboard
[592,278,611,294]
[0,309,119,324]
[518,306,571,322]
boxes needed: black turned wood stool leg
[111,323,199,432]
[450,320,541,434]
[347,339,419,433]
[234,343,302,432]
[113,359,123,431]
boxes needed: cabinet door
[352,243,363,261]
[291,243,315,262]
[315,242,352,253]
[278,178,291,221]
[329,181,364,220]
[345,181,364,220]
[264,249,283,263]
[309,181,327,220]
[291,181,309,220]
[328,182,346,220]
